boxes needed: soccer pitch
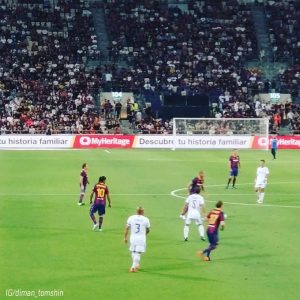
[0,149,299,300]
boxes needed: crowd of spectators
[0,0,102,134]
[265,0,300,99]
[135,118,172,134]
[176,119,262,135]
[265,0,300,63]
[104,0,258,96]
[0,0,299,136]
[278,65,300,99]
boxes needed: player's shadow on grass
[141,268,218,282]
[217,253,272,262]
[140,261,220,282]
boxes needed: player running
[255,160,270,204]
[198,201,225,261]
[188,170,205,193]
[124,207,150,273]
[180,186,206,241]
[89,176,111,231]
[226,149,240,189]
[78,163,89,206]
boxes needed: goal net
[172,118,269,150]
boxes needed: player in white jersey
[255,160,270,204]
[124,207,150,273]
[180,186,206,241]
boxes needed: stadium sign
[0,135,73,149]
[73,135,135,148]
[0,135,299,150]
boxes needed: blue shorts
[90,203,106,216]
[207,230,219,246]
[230,168,238,177]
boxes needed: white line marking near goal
[105,150,111,154]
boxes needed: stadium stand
[0,0,119,134]
[0,0,299,135]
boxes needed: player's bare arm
[220,220,225,231]
[124,225,129,244]
[181,203,188,215]
[146,228,150,235]
[89,190,94,204]
[107,195,112,208]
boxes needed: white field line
[0,193,298,197]
[105,150,111,154]
[0,182,299,208]
[170,183,300,209]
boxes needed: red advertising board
[73,135,135,149]
[270,136,300,149]
[252,136,300,149]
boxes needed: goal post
[172,118,269,150]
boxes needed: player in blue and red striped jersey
[78,163,89,206]
[198,201,225,261]
[226,149,240,189]
[189,170,205,194]
[89,176,111,231]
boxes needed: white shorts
[129,238,146,253]
[185,211,203,226]
[255,181,267,189]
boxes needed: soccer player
[271,136,278,159]
[255,160,270,204]
[198,201,225,261]
[78,163,89,206]
[226,149,240,189]
[188,170,205,193]
[89,176,111,231]
[180,186,206,241]
[124,207,150,273]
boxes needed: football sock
[133,253,141,268]
[227,178,232,186]
[198,225,205,238]
[91,214,97,224]
[79,194,84,203]
[203,248,211,257]
[99,217,103,229]
[232,177,236,187]
[257,191,260,201]
[131,253,135,268]
[184,225,189,239]
[131,252,135,268]
[260,192,265,203]
[206,244,216,257]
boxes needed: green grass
[0,149,300,300]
